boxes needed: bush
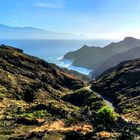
[136,127,140,134]
[97,106,118,124]
[18,110,51,121]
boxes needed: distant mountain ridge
[0,23,87,39]
[0,24,40,30]
[92,47,140,78]
[63,37,140,77]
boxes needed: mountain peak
[0,23,10,28]
[123,37,138,42]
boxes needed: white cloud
[34,2,64,9]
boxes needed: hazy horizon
[1,0,140,39]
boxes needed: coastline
[58,58,92,75]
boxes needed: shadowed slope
[92,58,140,123]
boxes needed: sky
[1,0,140,39]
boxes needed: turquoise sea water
[0,39,112,75]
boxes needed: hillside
[51,64,91,82]
[92,58,140,123]
[0,45,139,140]
[63,37,140,70]
[92,47,140,78]
[0,45,88,139]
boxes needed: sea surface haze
[0,39,113,75]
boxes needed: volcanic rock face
[92,58,140,123]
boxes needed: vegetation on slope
[0,45,88,139]
[92,58,140,124]
[0,45,139,139]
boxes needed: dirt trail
[86,86,115,110]
[86,86,139,125]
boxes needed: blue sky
[1,0,140,39]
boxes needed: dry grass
[122,113,140,124]
[97,131,117,138]
[0,102,6,119]
[31,120,93,134]
[61,72,79,80]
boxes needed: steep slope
[63,37,140,69]
[92,47,140,78]
[0,45,139,140]
[51,64,91,82]
[63,45,103,69]
[0,44,85,98]
[91,58,140,123]
[0,45,89,139]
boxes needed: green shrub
[136,127,140,134]
[19,110,51,120]
[0,94,4,100]
[97,106,118,123]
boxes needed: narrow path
[86,86,139,125]
[86,86,115,110]
[99,94,115,111]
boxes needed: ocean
[0,39,112,75]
